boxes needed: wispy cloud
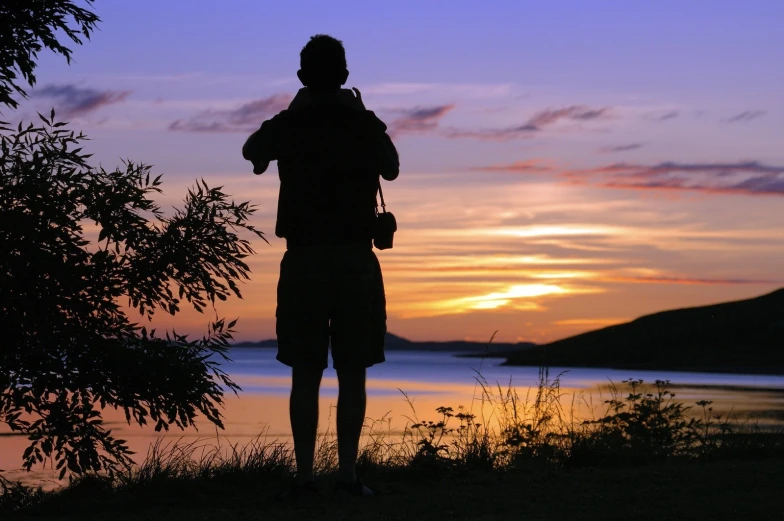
[527,106,611,127]
[169,94,292,132]
[468,159,784,197]
[726,110,766,123]
[387,104,456,137]
[441,105,611,141]
[645,110,679,122]
[35,84,132,117]
[467,159,554,173]
[598,143,644,153]
[603,275,781,285]
[563,160,784,196]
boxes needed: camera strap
[376,178,387,215]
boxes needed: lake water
[3,348,784,488]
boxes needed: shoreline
[456,352,784,377]
[496,361,784,377]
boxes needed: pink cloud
[726,110,766,123]
[468,159,784,197]
[441,105,611,141]
[386,104,456,137]
[562,161,784,196]
[598,143,644,153]
[35,84,132,117]
[604,275,781,285]
[169,94,292,133]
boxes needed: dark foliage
[0,110,266,478]
[0,0,100,111]
[0,0,269,482]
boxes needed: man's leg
[290,365,323,484]
[336,367,366,483]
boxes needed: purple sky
[14,0,784,342]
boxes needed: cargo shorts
[275,244,387,371]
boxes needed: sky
[13,0,784,343]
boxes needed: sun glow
[395,283,572,318]
[466,283,568,300]
[528,271,597,279]
[491,224,624,238]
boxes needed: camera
[374,210,397,250]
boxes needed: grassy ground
[5,458,784,520]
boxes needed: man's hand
[252,159,270,175]
[338,87,366,110]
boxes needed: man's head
[297,34,349,92]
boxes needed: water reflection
[3,349,784,488]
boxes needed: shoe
[274,478,320,502]
[334,479,377,497]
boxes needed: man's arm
[378,132,400,181]
[338,88,398,180]
[368,113,399,181]
[242,116,280,175]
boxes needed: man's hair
[300,34,347,89]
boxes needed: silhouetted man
[242,34,399,500]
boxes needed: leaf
[22,446,34,460]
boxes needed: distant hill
[380,333,536,355]
[503,288,784,374]
[233,332,535,356]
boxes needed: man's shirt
[243,95,399,248]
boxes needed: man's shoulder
[326,106,389,132]
[258,109,307,134]
[280,105,387,131]
[268,109,295,123]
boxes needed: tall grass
[389,368,784,472]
